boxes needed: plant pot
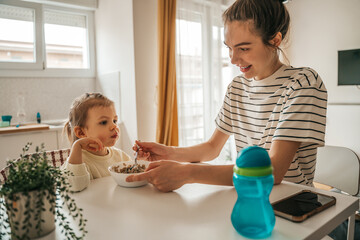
[5,189,56,239]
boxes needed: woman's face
[224,20,280,80]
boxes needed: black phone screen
[272,191,335,217]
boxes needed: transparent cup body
[16,94,26,125]
[231,173,275,239]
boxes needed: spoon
[130,145,139,170]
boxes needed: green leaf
[0,142,87,238]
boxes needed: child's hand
[76,137,104,153]
[69,137,104,165]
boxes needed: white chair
[315,145,360,196]
[314,145,360,240]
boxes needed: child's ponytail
[63,120,72,144]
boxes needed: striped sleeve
[273,69,327,146]
[215,83,233,135]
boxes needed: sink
[42,119,67,126]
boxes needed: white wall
[286,0,360,158]
[286,0,360,104]
[94,0,138,155]
[133,0,158,142]
[325,105,360,157]
[0,77,94,124]
[131,0,360,160]
[94,0,158,151]
[94,0,360,158]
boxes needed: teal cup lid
[234,146,272,177]
[1,115,12,122]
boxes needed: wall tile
[0,77,95,124]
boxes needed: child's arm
[68,138,104,164]
[62,138,104,192]
[61,162,90,192]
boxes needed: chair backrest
[0,148,70,184]
[314,145,360,196]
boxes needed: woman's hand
[132,129,229,163]
[136,152,151,160]
[126,160,234,192]
[132,140,172,161]
[126,161,190,192]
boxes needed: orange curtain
[156,0,179,146]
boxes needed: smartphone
[272,190,336,222]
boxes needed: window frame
[176,0,237,163]
[0,0,95,77]
[176,4,225,145]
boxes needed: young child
[61,93,146,192]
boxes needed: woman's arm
[126,161,234,192]
[187,163,234,186]
[172,129,230,162]
[269,140,301,184]
[136,129,229,162]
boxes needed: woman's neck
[255,58,283,81]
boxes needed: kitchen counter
[0,122,70,170]
[0,118,67,135]
[0,124,50,135]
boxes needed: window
[176,14,203,146]
[0,0,95,77]
[44,10,89,69]
[176,0,237,163]
[0,5,35,63]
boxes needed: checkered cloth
[0,148,70,184]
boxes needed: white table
[37,176,358,240]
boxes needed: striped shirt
[215,65,327,186]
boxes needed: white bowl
[108,160,150,188]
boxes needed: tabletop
[37,176,359,240]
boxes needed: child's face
[224,20,279,80]
[83,105,119,147]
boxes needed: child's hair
[223,0,290,51]
[64,93,114,144]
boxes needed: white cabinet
[0,128,70,170]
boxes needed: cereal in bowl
[111,163,146,173]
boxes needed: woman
[127,0,327,192]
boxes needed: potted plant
[0,143,87,240]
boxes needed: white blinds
[0,4,87,28]
[44,10,86,28]
[25,0,97,10]
[0,4,34,22]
